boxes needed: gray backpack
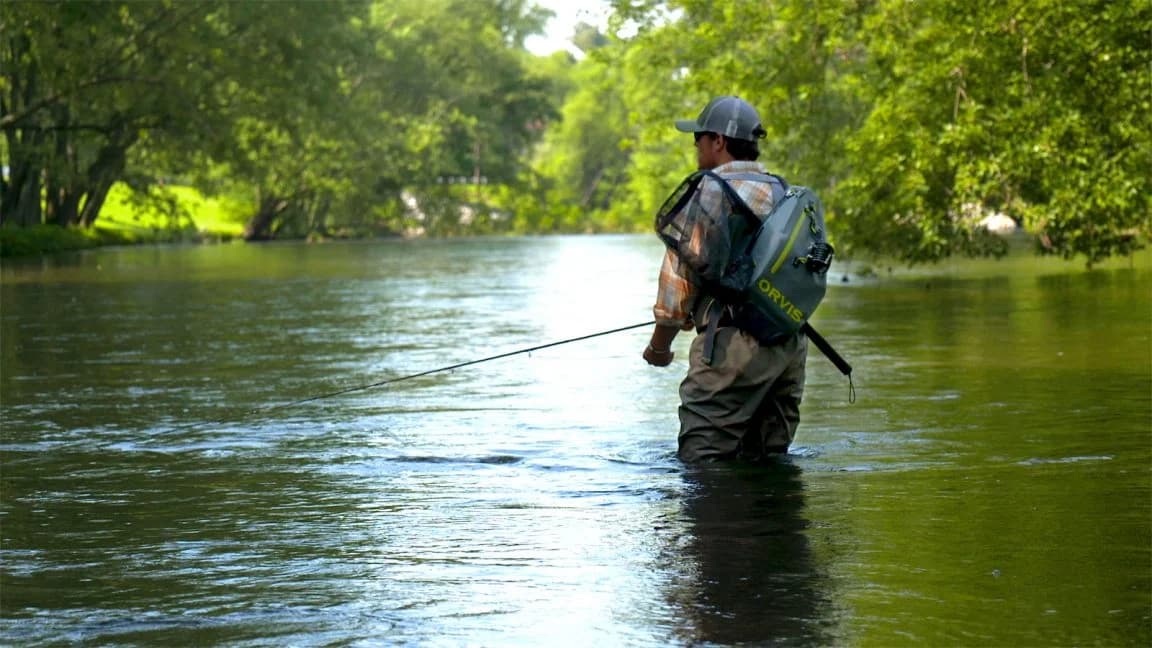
[656,169,852,389]
[656,169,834,341]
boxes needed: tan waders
[677,326,807,463]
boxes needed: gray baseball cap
[674,95,765,141]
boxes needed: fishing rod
[278,321,656,407]
[167,321,655,432]
[168,319,853,432]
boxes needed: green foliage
[0,222,184,257]
[528,48,634,232]
[595,0,1149,266]
[1,0,555,240]
[0,180,251,256]
[831,0,1151,265]
[3,0,1146,266]
[100,183,246,238]
[581,0,873,232]
[0,224,101,257]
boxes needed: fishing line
[166,321,655,432]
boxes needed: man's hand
[643,344,675,367]
[644,323,682,367]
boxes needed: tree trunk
[1,129,45,227]
[0,130,15,224]
[1,34,42,227]
[9,160,42,225]
[77,130,130,227]
[46,186,84,227]
[44,102,82,226]
[80,181,114,227]
[79,147,127,227]
[244,195,288,241]
[44,166,83,228]
[1,159,42,227]
[312,195,331,235]
[580,165,606,209]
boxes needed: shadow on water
[669,460,833,646]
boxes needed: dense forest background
[1,0,1148,265]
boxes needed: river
[1,235,1149,645]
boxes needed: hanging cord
[165,321,656,433]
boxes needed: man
[643,95,808,463]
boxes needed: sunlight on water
[1,237,1148,645]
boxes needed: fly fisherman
[643,96,809,463]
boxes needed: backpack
[655,169,835,343]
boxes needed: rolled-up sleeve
[653,247,697,327]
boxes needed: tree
[832,0,1151,265]
[0,1,375,234]
[599,0,870,230]
[0,0,558,241]
[529,43,633,232]
[1,1,212,227]
[603,0,1149,265]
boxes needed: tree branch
[0,76,167,130]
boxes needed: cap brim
[674,119,700,133]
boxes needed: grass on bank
[98,182,247,239]
[1,183,248,258]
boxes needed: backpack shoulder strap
[700,170,788,220]
[699,170,757,229]
[724,171,790,193]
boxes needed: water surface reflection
[2,238,1148,645]
[669,462,833,645]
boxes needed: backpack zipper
[769,193,810,274]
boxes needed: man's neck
[709,153,736,169]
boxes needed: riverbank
[0,223,239,258]
[3,180,1145,268]
[0,183,246,258]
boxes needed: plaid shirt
[653,160,780,327]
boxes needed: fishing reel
[794,241,835,274]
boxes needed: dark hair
[723,135,760,161]
[695,131,761,161]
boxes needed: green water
[1,236,1148,645]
